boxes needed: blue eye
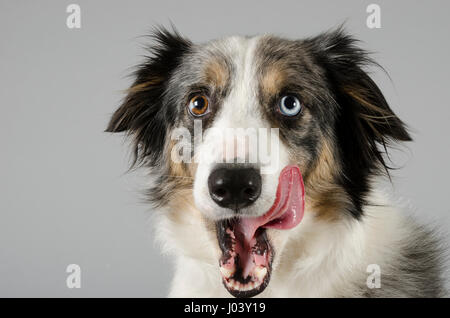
[279,95,302,116]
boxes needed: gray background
[1,0,449,297]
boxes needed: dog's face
[107,28,410,297]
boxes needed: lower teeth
[219,266,234,278]
[226,278,261,291]
[220,265,267,291]
[254,266,267,281]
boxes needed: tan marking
[166,140,195,189]
[260,64,287,96]
[126,78,164,93]
[303,138,349,222]
[343,85,393,117]
[308,139,339,184]
[203,59,229,88]
[167,188,197,219]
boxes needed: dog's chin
[216,218,272,298]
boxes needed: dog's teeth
[220,266,234,278]
[254,266,267,281]
[224,273,264,291]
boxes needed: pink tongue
[236,165,305,242]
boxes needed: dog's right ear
[106,28,191,166]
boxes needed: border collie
[106,27,445,297]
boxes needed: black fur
[107,27,412,219]
[106,28,191,167]
[307,28,412,218]
[106,27,446,298]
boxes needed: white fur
[148,36,433,297]
[153,187,413,297]
[193,36,289,221]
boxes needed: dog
[106,27,445,297]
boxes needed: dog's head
[107,27,411,297]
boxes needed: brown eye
[188,95,209,117]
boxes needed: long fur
[106,27,446,297]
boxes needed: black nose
[208,167,262,210]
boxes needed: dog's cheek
[266,229,290,270]
[205,218,224,261]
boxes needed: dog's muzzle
[210,165,306,297]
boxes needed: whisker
[160,174,195,180]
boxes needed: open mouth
[216,165,305,297]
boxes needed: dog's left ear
[307,27,411,173]
[106,28,191,166]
